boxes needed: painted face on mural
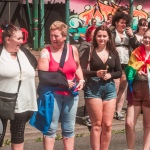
[50,29,66,48]
[143,30,150,48]
[95,30,109,46]
[115,19,127,33]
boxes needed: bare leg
[115,72,127,113]
[11,143,24,150]
[86,98,103,150]
[63,137,74,150]
[100,99,116,150]
[125,105,141,149]
[142,106,150,150]
[43,136,55,150]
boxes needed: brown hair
[49,21,68,37]
[93,25,118,56]
[136,18,148,33]
[91,18,96,24]
[1,21,21,43]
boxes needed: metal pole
[129,0,134,27]
[39,0,44,48]
[26,0,32,36]
[65,0,70,44]
[33,0,38,50]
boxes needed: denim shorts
[84,77,117,101]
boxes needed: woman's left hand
[102,73,111,80]
[76,80,84,91]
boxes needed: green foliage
[55,134,62,140]
[75,133,85,138]
[3,139,11,146]
[112,129,125,134]
[36,137,43,142]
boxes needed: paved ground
[2,130,145,150]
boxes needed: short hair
[49,21,68,37]
[112,12,131,27]
[91,18,96,24]
[116,6,130,14]
[107,13,113,17]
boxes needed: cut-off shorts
[131,80,150,107]
[84,77,117,101]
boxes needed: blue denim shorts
[84,77,117,101]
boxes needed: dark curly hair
[116,6,130,14]
[93,25,118,57]
[112,12,131,27]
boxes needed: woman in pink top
[38,21,84,150]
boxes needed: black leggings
[0,111,33,147]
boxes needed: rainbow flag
[125,44,150,104]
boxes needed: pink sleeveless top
[47,45,77,95]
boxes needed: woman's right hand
[97,70,107,78]
[67,80,76,89]
[137,70,147,76]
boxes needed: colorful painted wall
[69,0,150,43]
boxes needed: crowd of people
[0,5,150,150]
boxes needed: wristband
[79,79,85,82]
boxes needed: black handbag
[38,43,69,88]
[0,55,22,120]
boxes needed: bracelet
[79,79,85,82]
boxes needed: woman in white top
[135,18,148,43]
[111,12,140,121]
[0,22,37,150]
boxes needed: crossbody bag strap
[16,54,22,96]
[59,43,67,69]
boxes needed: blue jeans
[44,93,79,138]
[84,77,117,100]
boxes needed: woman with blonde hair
[36,21,84,150]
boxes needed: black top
[80,47,122,79]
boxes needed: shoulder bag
[0,54,22,120]
[38,43,69,88]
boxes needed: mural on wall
[69,0,150,43]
